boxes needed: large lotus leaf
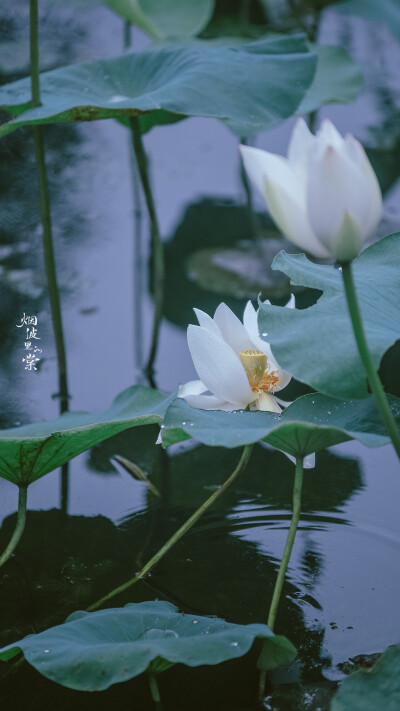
[332,643,400,711]
[135,41,360,136]
[126,40,363,135]
[258,233,400,399]
[0,36,317,139]
[159,392,400,456]
[0,601,296,690]
[105,0,215,39]
[0,386,173,487]
[331,0,400,43]
[296,44,363,115]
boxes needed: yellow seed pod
[239,349,267,389]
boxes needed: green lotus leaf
[258,233,400,399]
[331,0,400,44]
[0,385,173,486]
[0,600,296,690]
[159,392,400,456]
[296,44,363,115]
[0,36,318,138]
[332,643,400,711]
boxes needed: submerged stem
[30,0,69,414]
[259,456,304,701]
[0,487,28,568]
[87,445,253,612]
[341,261,400,459]
[148,672,163,710]
[130,116,164,382]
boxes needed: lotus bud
[240,118,382,262]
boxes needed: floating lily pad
[160,392,400,456]
[258,233,400,399]
[0,386,174,486]
[164,199,302,329]
[332,643,400,711]
[296,44,364,115]
[186,237,294,300]
[0,35,317,139]
[0,600,296,690]
[105,0,215,39]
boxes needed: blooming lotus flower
[179,298,294,414]
[240,118,382,262]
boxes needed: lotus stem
[341,261,400,459]
[87,445,253,612]
[148,672,163,710]
[30,0,69,414]
[130,116,164,383]
[123,19,131,49]
[0,487,28,569]
[30,0,40,106]
[259,455,304,701]
[239,137,258,241]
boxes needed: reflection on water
[1,1,400,709]
[1,441,399,710]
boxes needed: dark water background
[0,2,399,709]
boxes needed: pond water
[0,2,399,709]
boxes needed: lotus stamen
[240,349,280,394]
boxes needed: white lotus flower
[179,298,294,414]
[240,118,382,262]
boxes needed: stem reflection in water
[87,445,253,612]
[130,116,165,384]
[259,455,304,701]
[123,21,145,380]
